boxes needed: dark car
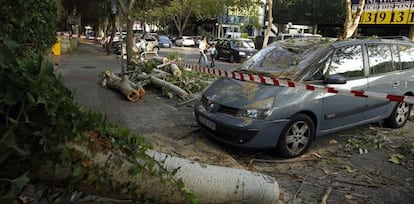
[158,35,172,48]
[215,38,258,63]
[194,37,414,158]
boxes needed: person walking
[198,36,209,66]
[208,43,218,67]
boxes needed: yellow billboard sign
[352,0,414,24]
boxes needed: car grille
[199,96,256,144]
[198,120,258,144]
[217,105,238,116]
[201,95,240,116]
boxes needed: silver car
[194,37,414,158]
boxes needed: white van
[276,33,322,40]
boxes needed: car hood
[203,77,283,109]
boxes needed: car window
[367,44,395,75]
[232,40,254,48]
[223,41,229,48]
[159,36,169,40]
[328,45,364,78]
[399,44,414,70]
[301,50,333,81]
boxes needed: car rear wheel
[277,114,314,158]
[383,101,411,128]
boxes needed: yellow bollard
[52,37,61,56]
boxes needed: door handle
[392,81,400,87]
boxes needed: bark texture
[37,142,280,203]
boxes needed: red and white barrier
[177,62,414,104]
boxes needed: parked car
[158,35,172,48]
[194,37,414,158]
[193,36,203,46]
[112,34,160,55]
[103,31,126,48]
[175,36,195,47]
[215,38,258,63]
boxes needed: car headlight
[236,97,274,119]
[237,109,270,119]
[239,51,246,56]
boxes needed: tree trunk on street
[36,141,280,203]
[341,0,365,40]
[102,71,145,102]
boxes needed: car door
[222,40,231,59]
[365,43,403,119]
[320,44,369,131]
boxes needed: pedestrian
[209,43,218,67]
[198,36,209,66]
[140,33,147,53]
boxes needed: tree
[262,0,273,48]
[341,0,365,40]
[156,0,253,37]
[118,0,137,65]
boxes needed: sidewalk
[55,42,241,168]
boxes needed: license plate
[199,115,216,131]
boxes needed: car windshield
[159,36,169,40]
[233,40,254,49]
[240,38,333,79]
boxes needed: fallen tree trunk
[169,64,182,77]
[36,141,280,203]
[150,76,188,98]
[101,71,145,101]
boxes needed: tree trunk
[106,14,116,55]
[262,0,273,48]
[409,25,414,41]
[36,142,280,203]
[102,71,145,102]
[341,0,365,40]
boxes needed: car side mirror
[323,74,346,84]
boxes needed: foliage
[151,0,254,36]
[0,0,59,56]
[344,127,389,154]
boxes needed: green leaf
[342,165,356,174]
[388,154,404,164]
[72,163,84,177]
[113,155,124,167]
[2,129,30,156]
[11,172,30,189]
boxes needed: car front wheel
[277,114,315,158]
[384,101,412,128]
[152,46,159,53]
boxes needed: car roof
[330,37,414,48]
